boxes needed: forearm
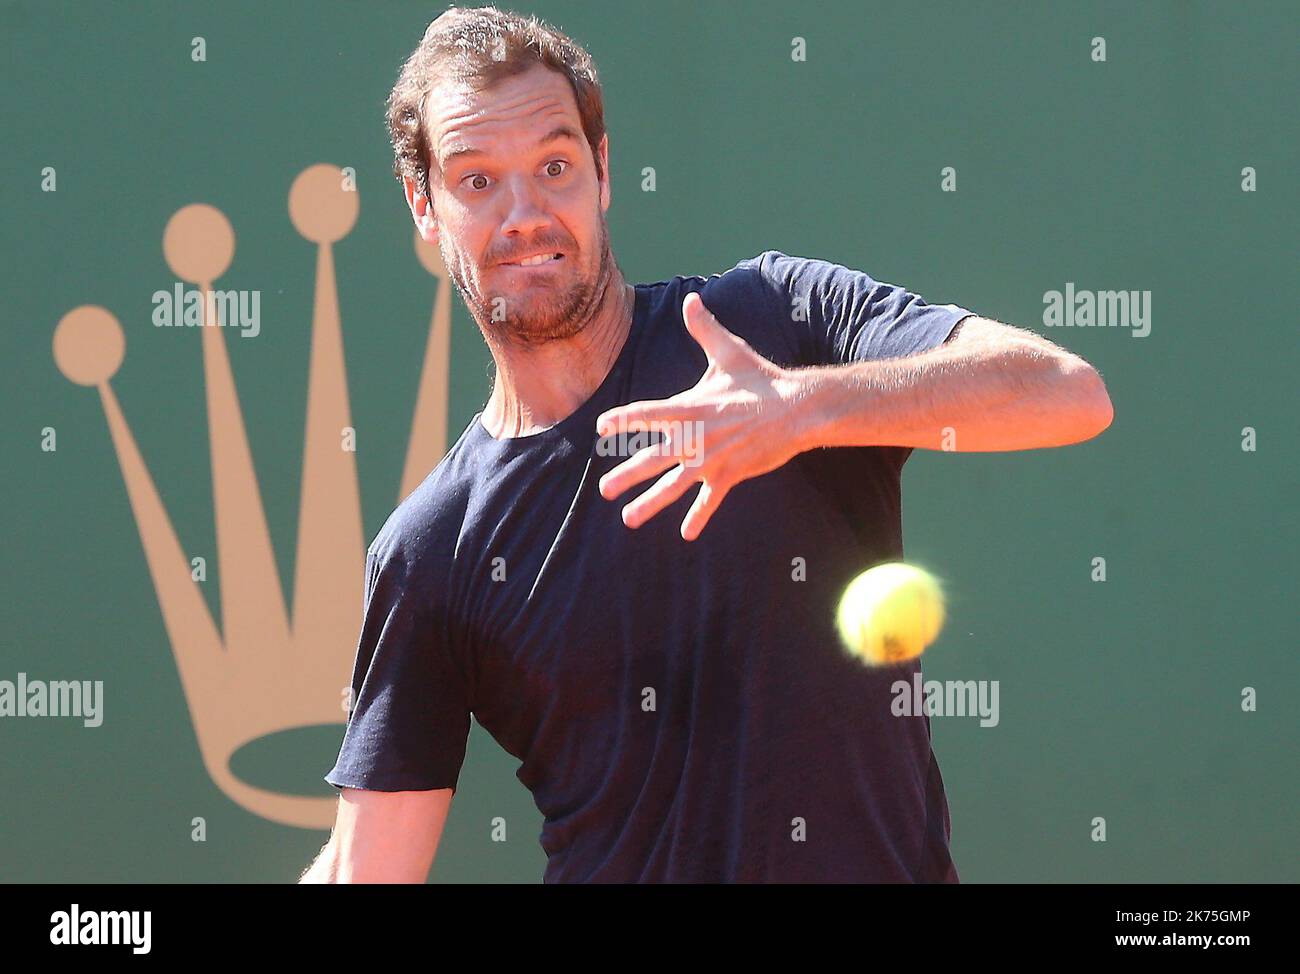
[785,320,1113,453]
[297,799,443,883]
[299,838,340,883]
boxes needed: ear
[596,134,611,213]
[403,175,439,246]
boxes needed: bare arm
[299,787,454,884]
[595,297,1116,540]
[788,315,1115,453]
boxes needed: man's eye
[463,173,490,191]
[544,160,569,177]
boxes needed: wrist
[777,366,835,455]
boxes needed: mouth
[498,252,565,269]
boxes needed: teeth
[515,253,558,266]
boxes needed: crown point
[414,228,449,280]
[54,306,125,386]
[289,164,359,244]
[164,204,235,284]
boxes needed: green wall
[2,0,1295,882]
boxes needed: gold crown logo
[51,165,452,829]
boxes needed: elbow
[1063,359,1114,442]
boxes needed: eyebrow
[440,124,584,170]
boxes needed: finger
[680,479,732,541]
[599,440,682,499]
[621,464,696,530]
[596,400,695,437]
[682,292,752,365]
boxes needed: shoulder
[651,250,879,314]
[744,249,889,296]
[636,251,851,367]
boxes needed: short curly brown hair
[387,6,607,200]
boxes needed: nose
[499,173,553,241]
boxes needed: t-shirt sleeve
[324,532,471,793]
[755,250,974,367]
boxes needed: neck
[480,267,635,439]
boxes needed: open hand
[596,292,808,541]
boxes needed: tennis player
[300,6,1112,883]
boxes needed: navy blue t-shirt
[325,250,974,883]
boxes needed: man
[300,6,1112,883]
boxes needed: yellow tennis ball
[836,563,945,666]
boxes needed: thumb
[682,292,749,365]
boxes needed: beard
[439,217,612,348]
